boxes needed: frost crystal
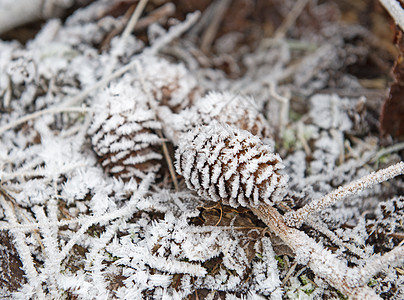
[175,121,288,207]
[310,94,353,131]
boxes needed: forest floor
[0,0,403,299]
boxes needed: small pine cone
[161,91,274,146]
[187,91,272,141]
[175,121,288,208]
[195,92,272,140]
[135,57,200,112]
[88,82,162,182]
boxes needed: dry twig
[274,0,310,39]
[251,204,381,299]
[200,0,231,53]
[379,0,404,32]
[121,0,149,41]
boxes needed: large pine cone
[175,121,288,208]
[88,82,162,182]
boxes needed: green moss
[336,289,348,300]
[368,277,378,287]
[282,128,296,151]
[300,275,315,295]
[274,255,285,269]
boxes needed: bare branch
[250,204,381,299]
[356,245,404,286]
[0,106,91,136]
[284,161,404,227]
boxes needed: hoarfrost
[0,1,402,299]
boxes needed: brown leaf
[380,27,404,139]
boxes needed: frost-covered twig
[146,11,200,55]
[273,0,310,39]
[85,220,122,297]
[121,0,149,40]
[100,3,175,52]
[142,254,207,276]
[33,206,61,298]
[250,204,381,299]
[284,161,404,227]
[0,163,86,182]
[0,106,91,135]
[101,0,149,78]
[200,0,231,53]
[304,215,367,258]
[0,0,74,34]
[371,141,404,163]
[268,81,289,135]
[135,3,175,31]
[379,0,404,32]
[0,187,150,233]
[356,245,404,286]
[0,191,46,299]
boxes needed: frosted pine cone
[134,57,200,112]
[88,82,162,182]
[175,121,288,208]
[161,91,273,145]
[192,92,273,140]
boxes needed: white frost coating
[250,238,281,296]
[131,56,200,112]
[309,94,352,131]
[143,255,207,276]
